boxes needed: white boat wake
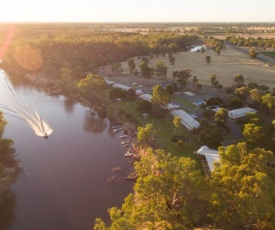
[0,72,53,137]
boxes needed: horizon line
[1,21,275,24]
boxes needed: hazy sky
[0,0,274,23]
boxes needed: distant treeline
[226,35,275,49]
[0,24,198,79]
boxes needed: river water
[0,71,133,230]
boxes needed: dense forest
[0,24,198,79]
[226,35,275,49]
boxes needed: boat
[44,132,48,139]
[120,135,127,139]
[123,144,129,147]
[113,127,122,132]
[121,140,130,145]
[125,152,133,157]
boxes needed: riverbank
[0,160,21,194]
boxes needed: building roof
[170,109,200,131]
[112,83,131,91]
[166,103,180,110]
[105,79,115,86]
[196,146,220,172]
[138,93,152,102]
[213,107,257,119]
[228,107,257,119]
[135,89,145,95]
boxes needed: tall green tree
[137,124,154,147]
[261,93,275,116]
[128,59,135,74]
[111,62,121,72]
[173,116,182,135]
[215,108,228,124]
[139,61,152,78]
[94,148,205,230]
[200,124,223,149]
[205,56,211,65]
[77,74,106,97]
[243,123,264,144]
[154,61,167,80]
[249,48,258,58]
[234,74,244,87]
[151,84,169,108]
[209,143,275,229]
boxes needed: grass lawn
[104,92,202,163]
[260,52,275,58]
[170,94,197,113]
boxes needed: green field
[260,51,275,58]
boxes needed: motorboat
[121,140,130,145]
[113,127,122,132]
[125,152,133,157]
[44,132,48,139]
[120,135,127,139]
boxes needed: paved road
[225,41,275,67]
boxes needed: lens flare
[12,44,44,71]
[0,24,16,60]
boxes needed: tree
[203,109,214,120]
[59,68,74,94]
[128,59,135,74]
[205,56,211,65]
[235,86,249,99]
[166,84,174,95]
[249,89,262,107]
[200,124,223,149]
[137,124,154,147]
[210,74,217,86]
[169,55,175,65]
[209,143,275,229]
[243,123,264,143]
[228,96,244,109]
[215,108,228,124]
[151,84,169,108]
[77,74,106,97]
[249,48,258,58]
[261,93,275,115]
[173,116,182,134]
[259,85,269,94]
[154,61,167,80]
[72,66,84,80]
[141,56,149,64]
[139,61,152,78]
[111,62,121,72]
[234,74,244,87]
[94,148,205,229]
[216,47,221,55]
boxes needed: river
[0,71,133,230]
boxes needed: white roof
[165,103,180,110]
[184,92,195,96]
[213,107,257,119]
[138,94,152,102]
[135,89,145,95]
[105,79,115,85]
[170,109,200,131]
[196,146,220,172]
[228,107,256,119]
[112,83,131,91]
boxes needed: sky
[0,0,275,23]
